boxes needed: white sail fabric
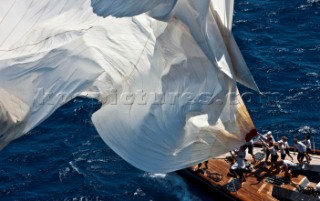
[0,0,258,173]
[210,0,234,32]
[0,0,156,148]
[93,18,256,172]
[210,1,260,92]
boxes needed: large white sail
[210,0,260,92]
[0,0,257,173]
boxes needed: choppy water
[0,0,319,200]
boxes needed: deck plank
[189,147,320,201]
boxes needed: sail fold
[0,0,258,173]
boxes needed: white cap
[267,131,272,135]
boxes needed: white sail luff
[210,0,260,92]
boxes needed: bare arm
[259,136,270,148]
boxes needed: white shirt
[279,143,286,155]
[231,149,246,170]
[246,139,253,146]
[231,157,245,169]
[283,160,296,168]
[294,142,306,153]
[278,139,290,149]
[306,139,311,149]
[237,149,246,159]
[261,134,275,143]
[269,147,277,156]
[284,141,290,149]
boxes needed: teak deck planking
[189,147,320,201]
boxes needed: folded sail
[0,88,29,149]
[0,0,258,173]
[93,1,258,173]
[210,0,260,92]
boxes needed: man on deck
[277,159,297,184]
[258,131,275,167]
[278,136,294,161]
[293,138,307,166]
[244,139,256,163]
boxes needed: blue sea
[0,0,319,200]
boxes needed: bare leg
[286,148,294,160]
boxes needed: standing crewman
[258,131,275,167]
[293,138,307,166]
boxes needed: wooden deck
[180,147,320,201]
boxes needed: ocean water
[0,0,319,200]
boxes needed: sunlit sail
[0,0,258,173]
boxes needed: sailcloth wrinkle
[0,88,29,149]
[0,0,258,173]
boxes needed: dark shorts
[285,148,290,155]
[266,149,270,157]
[281,153,286,160]
[306,148,311,153]
[247,145,253,154]
[297,152,305,161]
[243,144,253,155]
[271,154,278,162]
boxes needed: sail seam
[0,0,17,26]
[0,0,35,48]
[125,23,153,81]
[0,27,93,52]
